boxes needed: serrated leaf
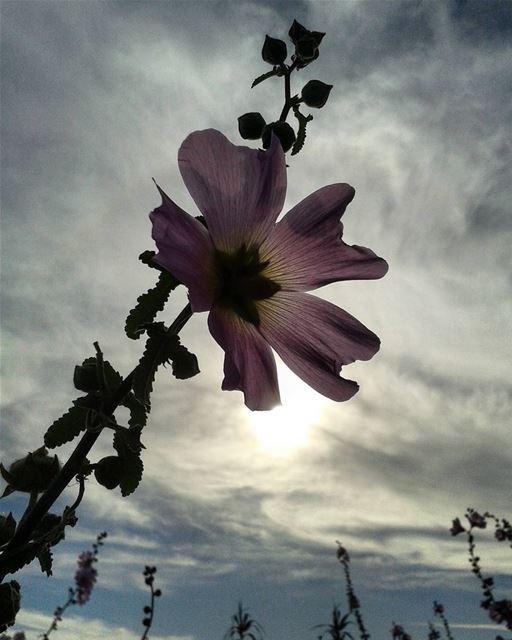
[101,360,123,392]
[122,392,148,430]
[0,542,40,577]
[251,68,280,88]
[139,250,161,270]
[125,271,180,340]
[291,108,313,156]
[132,324,179,408]
[44,405,88,449]
[113,430,143,497]
[37,544,53,576]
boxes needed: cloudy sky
[1,1,511,639]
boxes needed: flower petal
[260,184,388,291]
[208,306,281,411]
[150,182,216,312]
[178,129,286,252]
[258,291,380,401]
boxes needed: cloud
[1,1,511,638]
[13,609,193,640]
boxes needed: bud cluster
[237,19,333,155]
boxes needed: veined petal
[178,129,286,252]
[208,306,281,411]
[260,184,388,291]
[258,291,381,401]
[150,182,216,312]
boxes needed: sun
[246,364,326,455]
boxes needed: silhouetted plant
[140,565,162,640]
[224,602,264,640]
[314,604,354,640]
[335,543,371,640]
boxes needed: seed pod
[73,362,100,392]
[0,447,60,494]
[261,35,287,65]
[94,456,123,489]
[301,80,333,108]
[262,121,296,153]
[238,112,266,140]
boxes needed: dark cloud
[450,0,512,43]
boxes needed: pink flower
[74,551,97,604]
[466,510,487,529]
[150,130,388,410]
[449,517,465,536]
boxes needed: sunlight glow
[247,366,326,455]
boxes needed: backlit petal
[260,184,388,291]
[178,129,286,252]
[258,291,380,401]
[150,182,216,312]
[208,306,281,411]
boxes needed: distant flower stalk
[74,551,97,604]
[150,130,387,410]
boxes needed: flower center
[214,245,280,326]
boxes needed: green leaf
[138,250,162,270]
[132,324,199,407]
[125,271,180,340]
[132,323,177,407]
[291,107,313,156]
[0,542,40,578]
[113,429,144,497]
[44,404,89,449]
[37,544,53,576]
[251,68,280,88]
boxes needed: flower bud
[288,19,325,68]
[301,80,333,108]
[238,112,266,140]
[261,35,287,65]
[94,456,123,489]
[0,512,16,546]
[0,581,20,631]
[262,121,296,153]
[0,447,60,494]
[73,362,100,392]
[288,19,308,44]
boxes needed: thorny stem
[0,304,193,581]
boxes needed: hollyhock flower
[74,551,97,604]
[150,129,388,410]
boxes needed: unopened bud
[73,362,100,393]
[262,35,287,65]
[262,121,296,153]
[301,80,333,108]
[0,581,21,630]
[238,112,266,140]
[94,456,123,490]
[0,447,60,494]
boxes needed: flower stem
[278,60,298,122]
[0,303,193,580]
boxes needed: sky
[0,0,511,639]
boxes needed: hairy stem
[0,303,192,580]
